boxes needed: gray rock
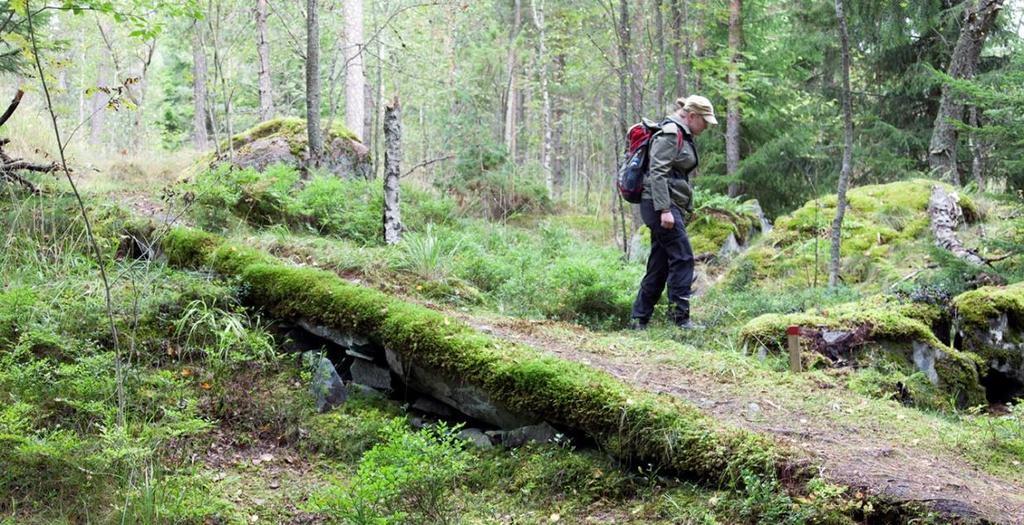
[718,233,742,259]
[307,355,346,412]
[912,341,942,385]
[297,318,371,349]
[345,382,386,400]
[351,358,393,391]
[385,347,537,429]
[457,428,494,450]
[747,199,773,234]
[487,422,559,448]
[411,397,460,419]
[822,330,853,346]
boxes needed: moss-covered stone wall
[161,227,781,485]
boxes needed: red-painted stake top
[787,326,801,336]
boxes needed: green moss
[161,227,780,486]
[162,228,221,268]
[952,282,1024,331]
[740,295,986,408]
[729,179,963,292]
[0,287,36,348]
[224,117,360,156]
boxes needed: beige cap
[680,95,718,125]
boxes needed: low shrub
[308,420,470,524]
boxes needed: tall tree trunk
[130,39,157,149]
[383,98,402,244]
[504,0,522,159]
[306,0,324,165]
[671,0,689,96]
[969,106,985,190]
[928,0,1004,185]
[615,0,643,260]
[256,0,275,122]
[655,0,666,109]
[531,0,553,197]
[552,53,567,198]
[191,20,209,150]
[344,0,366,141]
[615,1,629,137]
[726,0,742,197]
[830,0,854,288]
[692,0,705,90]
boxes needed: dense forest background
[4,0,1023,221]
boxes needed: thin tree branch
[402,154,454,178]
[27,0,126,428]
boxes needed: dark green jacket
[641,115,698,213]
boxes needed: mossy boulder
[741,295,987,409]
[722,179,967,292]
[953,283,1024,396]
[216,118,370,178]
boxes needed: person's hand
[660,210,675,229]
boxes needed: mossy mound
[953,282,1024,332]
[161,227,782,486]
[722,179,966,292]
[215,117,370,178]
[741,295,986,409]
[953,283,1024,399]
[688,204,762,256]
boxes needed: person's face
[686,112,707,136]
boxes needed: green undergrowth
[235,216,644,330]
[182,163,456,243]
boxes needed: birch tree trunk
[344,0,365,141]
[655,0,666,109]
[829,0,854,288]
[531,0,553,198]
[306,0,324,166]
[726,0,742,197]
[504,0,522,159]
[670,0,689,97]
[383,98,403,245]
[928,0,1004,185]
[256,0,275,122]
[191,20,209,150]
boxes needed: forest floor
[117,190,1024,524]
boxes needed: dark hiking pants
[630,199,695,324]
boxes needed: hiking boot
[629,318,649,331]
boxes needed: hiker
[630,95,717,330]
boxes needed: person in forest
[630,95,717,330]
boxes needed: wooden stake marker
[787,325,802,373]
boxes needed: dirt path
[456,315,1024,524]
